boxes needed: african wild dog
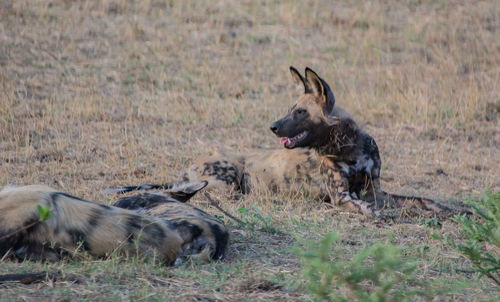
[268,67,460,217]
[113,182,228,261]
[109,67,461,218]
[0,182,228,264]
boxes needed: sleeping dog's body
[0,182,228,264]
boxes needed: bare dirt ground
[0,0,499,300]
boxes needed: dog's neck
[314,118,360,160]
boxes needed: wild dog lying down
[108,67,459,218]
[0,182,228,264]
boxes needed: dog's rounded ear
[305,67,335,114]
[289,66,310,93]
[166,181,208,202]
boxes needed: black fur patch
[88,208,103,227]
[172,221,203,242]
[202,161,240,187]
[114,194,177,210]
[67,228,89,251]
[0,215,40,258]
[99,204,112,210]
[143,223,167,243]
[240,173,251,194]
[51,192,89,203]
[124,214,142,243]
[47,197,61,235]
[209,223,229,259]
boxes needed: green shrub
[294,233,434,301]
[450,190,500,286]
[237,202,276,233]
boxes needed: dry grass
[0,0,499,300]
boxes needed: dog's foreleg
[323,167,380,218]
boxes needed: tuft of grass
[294,233,442,301]
[449,190,500,286]
[238,202,278,233]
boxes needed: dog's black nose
[270,122,279,134]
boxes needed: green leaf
[237,207,248,214]
[37,204,51,221]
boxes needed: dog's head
[270,67,339,149]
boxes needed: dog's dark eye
[296,108,307,115]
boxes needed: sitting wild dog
[0,182,228,264]
[108,67,457,218]
[268,67,456,217]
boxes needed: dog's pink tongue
[280,138,288,145]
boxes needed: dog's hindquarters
[114,192,229,260]
[184,152,249,194]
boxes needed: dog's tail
[382,191,472,217]
[101,183,173,194]
[101,181,208,200]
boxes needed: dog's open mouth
[280,131,308,148]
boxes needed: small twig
[0,221,41,241]
[203,191,244,226]
[429,268,475,275]
[486,271,500,286]
[0,272,52,284]
[0,272,87,285]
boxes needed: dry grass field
[0,0,499,300]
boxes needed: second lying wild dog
[110,67,466,219]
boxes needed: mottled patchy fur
[111,67,462,218]
[0,182,228,264]
[114,188,228,261]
